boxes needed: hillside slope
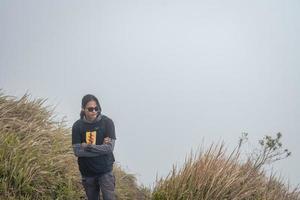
[0,92,150,200]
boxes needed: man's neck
[83,115,101,123]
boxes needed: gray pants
[82,171,116,200]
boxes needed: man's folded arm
[72,143,99,157]
[85,139,115,155]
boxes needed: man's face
[84,100,99,121]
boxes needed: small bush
[152,139,299,200]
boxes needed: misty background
[1,0,299,187]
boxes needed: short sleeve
[72,121,82,144]
[105,118,116,140]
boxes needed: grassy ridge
[0,93,150,199]
[1,92,299,200]
[152,143,300,200]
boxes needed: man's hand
[103,137,111,144]
[81,142,88,149]
[81,137,111,149]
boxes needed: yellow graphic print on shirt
[86,131,96,145]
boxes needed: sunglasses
[86,107,99,112]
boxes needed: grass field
[0,92,298,200]
[0,93,150,199]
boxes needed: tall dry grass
[2,91,298,200]
[0,92,150,199]
[152,143,300,200]
[114,165,151,200]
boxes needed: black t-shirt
[72,115,116,176]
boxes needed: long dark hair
[80,94,102,119]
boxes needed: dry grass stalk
[0,92,150,199]
[152,143,299,200]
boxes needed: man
[72,94,116,200]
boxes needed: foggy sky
[1,0,299,187]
